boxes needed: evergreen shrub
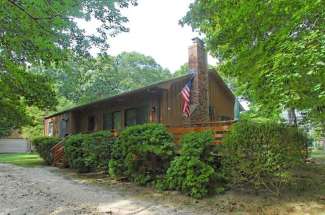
[164,131,224,199]
[109,123,175,185]
[64,131,114,172]
[221,120,308,194]
[32,136,61,164]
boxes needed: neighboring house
[0,130,30,153]
[44,38,243,137]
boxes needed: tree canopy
[115,52,172,91]
[0,0,137,137]
[42,52,172,104]
[183,0,324,131]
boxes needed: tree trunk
[287,108,297,126]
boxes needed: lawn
[311,149,325,164]
[0,153,44,167]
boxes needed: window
[113,111,122,130]
[48,122,53,136]
[88,116,95,131]
[103,111,122,130]
[59,119,68,137]
[125,106,148,127]
[136,106,148,124]
[103,112,113,130]
[125,108,137,127]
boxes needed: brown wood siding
[44,114,65,136]
[208,74,234,120]
[67,92,161,134]
[159,77,189,127]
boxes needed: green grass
[0,153,44,167]
[311,149,325,164]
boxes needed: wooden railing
[167,121,234,144]
[50,121,234,168]
[50,137,67,167]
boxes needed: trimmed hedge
[164,131,224,199]
[109,123,175,185]
[32,136,61,164]
[221,120,308,194]
[64,131,115,173]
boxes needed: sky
[79,0,216,72]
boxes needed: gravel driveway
[0,164,197,215]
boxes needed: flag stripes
[180,77,194,117]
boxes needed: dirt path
[0,164,196,215]
[2,162,325,215]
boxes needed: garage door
[0,139,30,153]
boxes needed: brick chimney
[188,38,209,123]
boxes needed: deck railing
[110,120,234,144]
[50,136,68,167]
[50,121,234,167]
[167,120,234,144]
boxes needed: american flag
[181,77,194,118]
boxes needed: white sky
[79,0,216,72]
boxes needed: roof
[45,74,191,119]
[45,71,243,119]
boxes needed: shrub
[64,134,87,172]
[32,136,61,164]
[164,131,224,198]
[83,131,115,171]
[109,123,175,185]
[221,120,308,194]
[64,131,115,173]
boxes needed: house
[44,38,242,137]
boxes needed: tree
[41,54,121,104]
[115,52,172,91]
[173,63,189,77]
[40,52,172,104]
[183,0,325,131]
[0,0,137,136]
[22,97,74,139]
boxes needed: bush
[109,123,175,185]
[32,136,61,164]
[64,134,87,171]
[64,131,115,173]
[221,120,308,194]
[164,131,224,199]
